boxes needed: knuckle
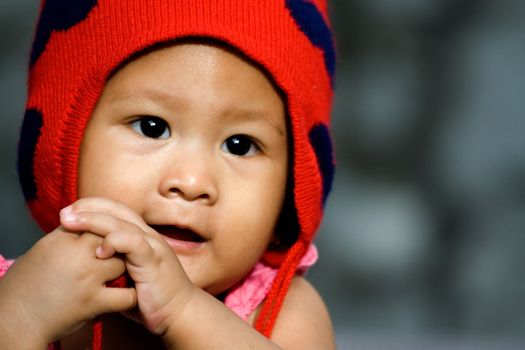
[130,231,146,248]
[40,229,70,247]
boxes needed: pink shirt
[0,255,14,275]
[224,244,318,320]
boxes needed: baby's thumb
[99,287,137,314]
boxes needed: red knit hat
[19,0,336,347]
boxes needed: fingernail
[60,205,73,215]
[95,245,104,258]
[61,211,77,224]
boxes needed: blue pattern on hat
[285,0,336,86]
[309,123,334,206]
[18,108,43,201]
[30,0,98,65]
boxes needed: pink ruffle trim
[0,255,14,277]
[224,244,318,321]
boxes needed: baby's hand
[60,197,196,335]
[0,225,136,347]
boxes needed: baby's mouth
[150,225,206,243]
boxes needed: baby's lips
[150,224,206,243]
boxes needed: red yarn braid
[255,240,307,337]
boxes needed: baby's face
[78,43,288,295]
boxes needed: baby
[0,1,336,349]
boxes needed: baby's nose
[158,161,217,204]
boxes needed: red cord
[92,317,103,350]
[255,240,306,337]
[91,274,128,349]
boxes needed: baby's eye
[221,135,259,156]
[130,116,170,139]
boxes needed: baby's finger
[62,197,153,234]
[98,256,127,282]
[96,231,155,270]
[76,230,104,248]
[60,211,139,239]
[95,244,116,260]
[97,287,137,314]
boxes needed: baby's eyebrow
[106,88,182,106]
[220,106,285,137]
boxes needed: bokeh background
[1,1,524,349]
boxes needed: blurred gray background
[1,1,525,349]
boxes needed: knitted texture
[20,0,336,347]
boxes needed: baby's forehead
[92,43,286,134]
[105,43,281,98]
